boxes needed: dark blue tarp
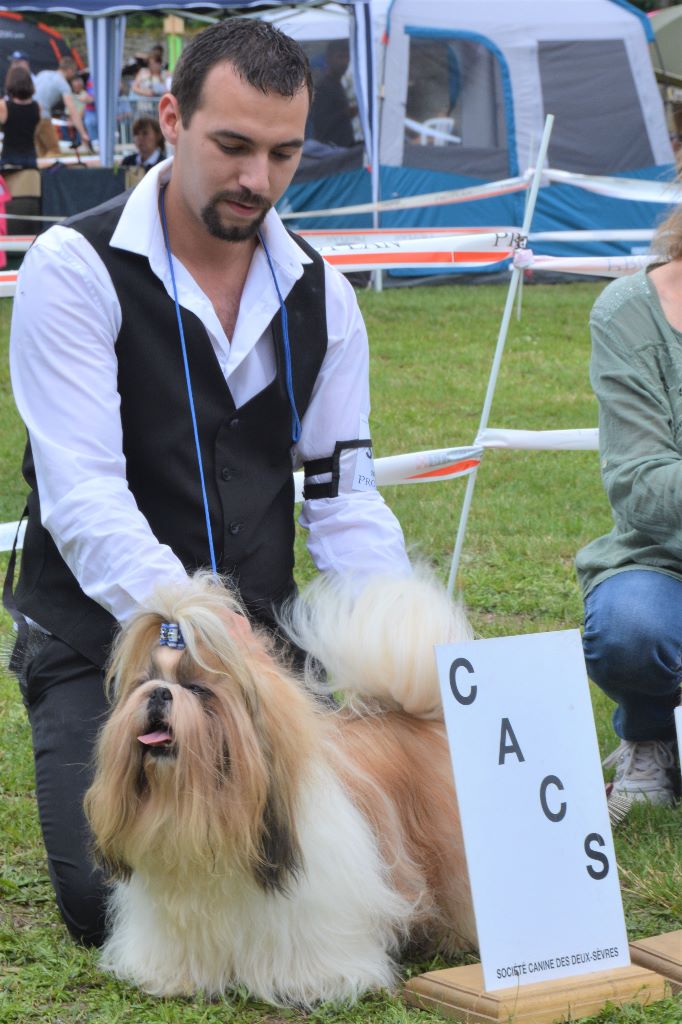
[0,1,365,13]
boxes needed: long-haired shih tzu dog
[84,569,477,1006]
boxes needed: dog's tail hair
[281,566,473,719]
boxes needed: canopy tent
[0,0,377,179]
[0,10,81,71]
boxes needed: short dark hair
[132,115,165,152]
[171,18,313,126]
[59,56,78,75]
[6,64,34,100]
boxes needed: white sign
[436,629,630,992]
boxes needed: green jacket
[576,265,682,598]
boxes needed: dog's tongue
[137,730,173,747]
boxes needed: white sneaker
[603,740,677,823]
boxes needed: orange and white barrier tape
[292,444,484,502]
[0,446,483,551]
[1,431,601,552]
[514,250,654,277]
[0,227,657,257]
[1,435,600,553]
[282,167,678,223]
[530,228,654,243]
[280,174,530,220]
[0,270,19,297]
[302,226,654,248]
[319,230,519,272]
[0,235,35,252]
[0,234,519,285]
[542,168,682,205]
[302,225,520,247]
[476,427,599,451]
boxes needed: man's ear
[158,92,181,147]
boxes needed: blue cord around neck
[258,229,302,445]
[159,184,217,575]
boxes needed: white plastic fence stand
[447,115,554,595]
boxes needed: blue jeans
[83,108,98,143]
[583,569,682,742]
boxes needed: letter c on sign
[449,658,476,705]
[540,775,567,822]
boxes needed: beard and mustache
[200,188,271,242]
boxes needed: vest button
[220,467,232,481]
[228,521,242,535]
[229,417,239,430]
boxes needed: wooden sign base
[629,931,682,994]
[403,962,667,1023]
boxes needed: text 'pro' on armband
[303,439,376,499]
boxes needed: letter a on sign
[435,630,629,992]
[498,717,525,764]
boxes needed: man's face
[159,62,308,243]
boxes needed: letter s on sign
[584,833,610,880]
[449,658,477,705]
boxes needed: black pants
[21,634,109,946]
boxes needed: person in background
[129,54,167,113]
[0,65,40,168]
[120,115,165,172]
[148,43,166,69]
[576,204,682,819]
[5,50,36,91]
[34,56,89,149]
[69,75,88,119]
[82,73,97,145]
[307,39,356,148]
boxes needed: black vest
[15,191,328,668]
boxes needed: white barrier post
[447,115,554,595]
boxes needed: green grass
[1,282,681,1023]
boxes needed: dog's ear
[254,782,302,894]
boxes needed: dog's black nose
[148,686,173,709]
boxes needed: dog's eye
[185,683,211,699]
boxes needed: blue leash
[159,186,300,575]
[258,228,302,445]
[160,185,218,575]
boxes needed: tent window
[403,36,509,179]
[293,37,364,184]
[538,39,654,174]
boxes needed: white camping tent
[280,0,675,258]
[380,0,672,180]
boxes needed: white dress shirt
[10,157,409,624]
